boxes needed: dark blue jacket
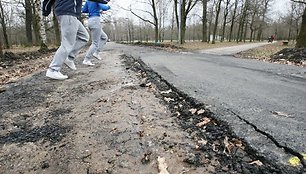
[54,0,83,17]
[42,0,110,17]
[82,1,110,18]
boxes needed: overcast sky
[109,0,292,20]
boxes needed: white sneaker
[64,58,77,70]
[83,60,95,66]
[46,69,68,80]
[93,52,102,60]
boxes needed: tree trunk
[0,0,9,49]
[151,0,159,43]
[25,0,33,46]
[212,0,222,44]
[221,0,230,42]
[256,0,270,41]
[175,0,200,44]
[229,0,238,42]
[180,0,186,44]
[34,0,48,50]
[0,41,2,57]
[296,7,306,48]
[202,0,208,42]
[53,11,61,46]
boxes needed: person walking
[82,0,110,65]
[42,0,90,80]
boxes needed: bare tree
[129,0,159,43]
[24,0,33,46]
[249,0,260,42]
[212,0,221,44]
[291,0,306,47]
[229,0,239,42]
[33,0,47,49]
[221,0,230,42]
[256,0,272,41]
[201,0,208,42]
[53,11,60,46]
[174,0,200,44]
[0,0,9,48]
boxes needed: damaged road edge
[121,54,304,174]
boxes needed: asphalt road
[109,42,306,168]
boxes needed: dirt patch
[270,48,306,67]
[0,49,57,86]
[120,42,186,52]
[236,42,306,67]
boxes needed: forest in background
[0,0,305,53]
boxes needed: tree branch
[291,0,306,4]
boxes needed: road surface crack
[230,110,306,168]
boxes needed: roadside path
[198,42,271,55]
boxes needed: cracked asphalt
[111,42,306,170]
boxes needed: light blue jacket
[82,0,110,18]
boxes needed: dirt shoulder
[236,42,306,67]
[0,46,302,173]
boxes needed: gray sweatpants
[49,15,89,71]
[84,17,108,61]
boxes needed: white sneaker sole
[46,74,68,80]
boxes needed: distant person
[268,35,275,43]
[42,0,89,80]
[271,35,275,42]
[82,0,110,66]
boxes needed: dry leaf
[145,82,152,87]
[196,117,211,127]
[189,108,197,114]
[197,109,205,115]
[157,157,170,174]
[271,111,292,117]
[232,139,244,149]
[198,139,208,146]
[249,160,263,166]
[164,97,174,102]
[223,136,234,155]
[160,89,172,94]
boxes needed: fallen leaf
[288,153,306,166]
[249,160,263,166]
[157,157,170,174]
[223,136,234,156]
[145,82,152,87]
[197,109,205,115]
[196,117,211,127]
[164,97,174,102]
[160,89,172,94]
[189,108,197,114]
[271,111,292,117]
[198,139,208,146]
[0,86,6,93]
[232,139,244,149]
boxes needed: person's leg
[49,15,80,72]
[68,19,90,60]
[94,27,108,56]
[84,18,102,64]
